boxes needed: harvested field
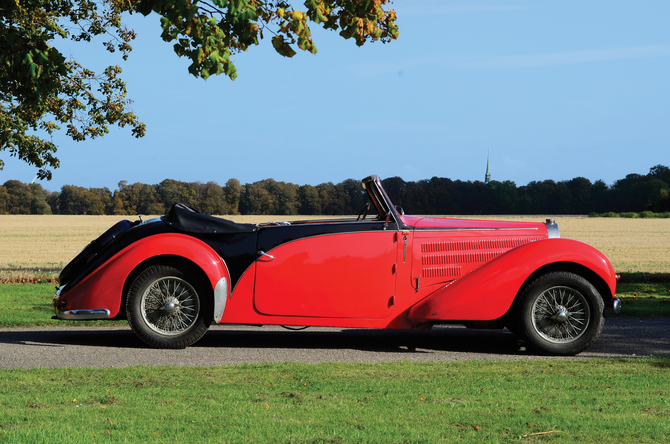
[0,214,668,277]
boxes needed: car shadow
[0,325,528,355]
[196,326,527,355]
[0,328,142,348]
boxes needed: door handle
[258,251,275,259]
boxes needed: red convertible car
[54,175,620,355]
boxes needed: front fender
[60,233,230,320]
[407,238,616,324]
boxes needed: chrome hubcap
[532,286,590,344]
[140,277,199,336]
[160,299,179,314]
[551,308,568,323]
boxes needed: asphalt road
[1,317,668,369]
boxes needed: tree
[2,179,32,213]
[224,178,242,214]
[261,179,299,215]
[381,176,406,208]
[1,1,399,179]
[0,184,10,214]
[488,180,518,214]
[298,184,321,215]
[1,0,145,180]
[29,182,51,214]
[649,164,670,185]
[589,179,610,213]
[196,181,228,215]
[317,182,349,215]
[59,184,98,214]
[565,177,593,214]
[119,181,163,214]
[157,179,196,209]
[240,181,275,214]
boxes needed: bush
[621,212,639,218]
[639,211,654,218]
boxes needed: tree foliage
[2,165,669,216]
[1,0,399,178]
[1,0,145,179]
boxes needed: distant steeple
[485,153,491,184]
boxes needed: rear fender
[407,238,616,324]
[61,233,230,321]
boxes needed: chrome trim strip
[213,277,228,322]
[58,308,110,320]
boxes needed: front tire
[517,271,604,356]
[126,265,212,349]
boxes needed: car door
[253,221,398,319]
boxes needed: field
[1,214,668,277]
[0,359,668,443]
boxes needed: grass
[1,282,668,329]
[0,284,125,328]
[589,211,670,218]
[613,282,670,318]
[0,359,668,443]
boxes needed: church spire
[485,152,491,184]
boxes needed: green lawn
[0,359,668,443]
[0,284,126,328]
[614,282,670,318]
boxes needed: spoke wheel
[140,277,200,336]
[517,271,604,356]
[127,265,212,349]
[531,286,590,343]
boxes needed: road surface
[1,317,667,369]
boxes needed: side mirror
[395,205,405,216]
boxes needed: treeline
[1,165,669,216]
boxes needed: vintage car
[54,175,620,355]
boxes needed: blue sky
[2,0,669,192]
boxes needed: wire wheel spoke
[140,276,200,336]
[531,286,590,344]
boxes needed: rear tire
[517,271,604,356]
[126,265,212,349]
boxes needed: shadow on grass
[618,272,670,283]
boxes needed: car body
[54,175,620,355]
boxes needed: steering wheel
[357,202,371,221]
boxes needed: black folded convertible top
[162,203,257,234]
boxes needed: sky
[2,0,670,192]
